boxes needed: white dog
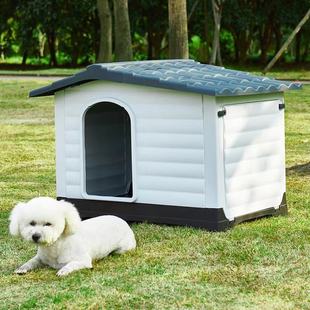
[9,197,136,276]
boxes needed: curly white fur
[9,197,136,276]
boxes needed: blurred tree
[37,0,61,66]
[113,0,133,61]
[59,0,97,66]
[168,0,189,59]
[210,0,224,65]
[1,0,310,66]
[223,0,255,64]
[97,0,112,62]
[130,0,168,60]
[0,0,18,59]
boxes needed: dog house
[29,60,301,231]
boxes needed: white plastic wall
[215,94,285,220]
[55,81,285,219]
[55,81,206,208]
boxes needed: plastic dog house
[30,60,301,231]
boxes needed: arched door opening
[84,102,132,198]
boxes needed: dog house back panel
[223,99,285,218]
[55,81,207,208]
[213,93,286,220]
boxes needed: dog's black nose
[32,233,41,243]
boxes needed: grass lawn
[0,79,309,309]
[0,68,80,76]
[0,63,309,80]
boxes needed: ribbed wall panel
[137,133,204,148]
[138,176,205,193]
[134,91,205,207]
[65,158,80,171]
[65,130,80,144]
[64,102,81,197]
[224,126,282,149]
[133,101,202,119]
[224,113,281,133]
[58,83,286,215]
[225,155,283,178]
[138,190,205,207]
[65,144,80,158]
[137,118,203,134]
[137,147,204,164]
[65,117,80,130]
[137,162,204,179]
[225,168,283,193]
[66,172,81,185]
[226,182,282,208]
[224,100,285,218]
[60,84,206,206]
[224,100,278,118]
[225,141,282,164]
[66,185,81,197]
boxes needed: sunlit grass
[0,63,309,80]
[0,80,309,309]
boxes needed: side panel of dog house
[215,93,286,219]
[202,95,226,213]
[55,91,66,198]
[55,81,206,208]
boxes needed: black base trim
[57,193,287,231]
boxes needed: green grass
[0,79,309,309]
[227,65,310,80]
[0,63,309,80]
[0,68,81,76]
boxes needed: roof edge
[29,60,303,98]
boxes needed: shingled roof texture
[29,60,302,97]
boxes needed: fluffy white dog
[9,197,136,276]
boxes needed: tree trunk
[274,25,282,54]
[97,0,112,62]
[203,0,209,62]
[168,0,189,59]
[147,17,155,60]
[147,29,163,60]
[302,39,309,62]
[239,32,251,64]
[263,8,310,73]
[210,0,223,65]
[113,0,133,61]
[22,50,28,66]
[233,33,240,63]
[47,31,57,66]
[259,21,273,64]
[295,31,301,63]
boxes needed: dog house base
[57,193,287,232]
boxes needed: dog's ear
[59,200,81,236]
[9,202,26,236]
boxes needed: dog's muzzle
[32,233,41,243]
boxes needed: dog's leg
[56,260,92,277]
[14,255,43,274]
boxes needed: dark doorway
[84,102,132,197]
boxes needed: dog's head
[9,197,81,245]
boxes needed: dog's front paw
[14,266,29,275]
[56,266,72,277]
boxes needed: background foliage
[0,0,309,66]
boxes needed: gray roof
[29,60,302,97]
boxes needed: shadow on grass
[287,162,310,176]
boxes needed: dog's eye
[44,222,52,226]
[30,221,36,226]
